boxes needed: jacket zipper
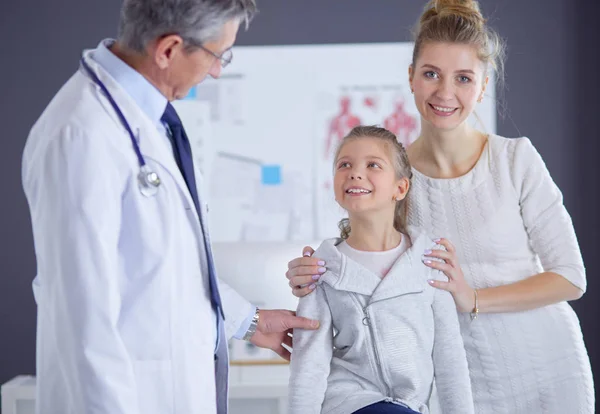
[361,305,393,397]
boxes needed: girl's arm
[288,284,333,414]
[431,278,475,414]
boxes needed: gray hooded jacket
[288,228,474,414]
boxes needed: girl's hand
[423,238,475,313]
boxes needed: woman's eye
[458,75,471,83]
[424,71,439,79]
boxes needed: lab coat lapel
[81,53,202,226]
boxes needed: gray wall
[1,0,597,406]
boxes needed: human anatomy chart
[176,43,496,242]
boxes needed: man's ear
[153,34,185,69]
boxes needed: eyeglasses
[198,45,233,68]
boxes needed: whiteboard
[175,43,496,243]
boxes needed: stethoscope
[80,58,161,196]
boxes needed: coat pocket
[133,360,174,414]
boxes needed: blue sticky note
[184,86,197,100]
[262,165,281,185]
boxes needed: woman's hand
[423,238,475,313]
[285,246,326,297]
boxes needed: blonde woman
[287,1,594,412]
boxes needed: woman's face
[409,42,488,132]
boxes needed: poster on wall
[177,43,496,242]
[314,82,421,239]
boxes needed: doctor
[21,1,319,413]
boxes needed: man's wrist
[242,307,260,341]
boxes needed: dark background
[1,0,598,408]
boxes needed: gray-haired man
[22,1,319,413]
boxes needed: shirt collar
[91,38,168,126]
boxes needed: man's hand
[249,309,319,361]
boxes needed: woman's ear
[478,75,489,102]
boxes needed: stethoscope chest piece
[138,164,161,197]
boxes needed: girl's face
[409,42,488,132]
[334,137,408,217]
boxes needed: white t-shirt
[336,233,411,278]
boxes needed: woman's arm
[426,243,583,313]
[475,272,582,313]
[425,138,585,314]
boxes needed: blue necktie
[161,103,225,320]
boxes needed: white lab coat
[21,51,254,414]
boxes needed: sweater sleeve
[511,138,586,292]
[431,272,475,414]
[288,284,333,414]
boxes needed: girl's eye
[368,162,380,169]
[337,162,350,169]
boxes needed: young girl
[288,126,474,414]
[288,1,594,412]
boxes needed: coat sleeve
[288,284,333,414]
[511,137,586,293]
[194,170,255,340]
[22,125,139,413]
[431,272,475,414]
[219,279,255,339]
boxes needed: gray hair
[118,0,258,53]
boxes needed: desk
[2,368,290,414]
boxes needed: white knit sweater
[408,135,594,413]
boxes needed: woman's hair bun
[419,0,486,31]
